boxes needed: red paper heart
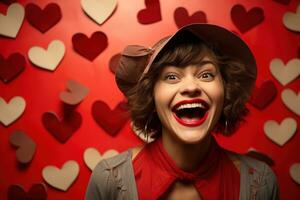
[137,0,162,24]
[231,4,264,33]
[273,0,291,5]
[72,31,108,61]
[92,100,130,136]
[109,53,121,74]
[0,53,25,84]
[25,3,62,33]
[249,80,277,109]
[0,0,17,5]
[42,111,82,143]
[8,184,47,200]
[174,7,207,29]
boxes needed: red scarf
[133,137,240,200]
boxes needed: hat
[115,23,257,96]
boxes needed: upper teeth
[176,103,205,110]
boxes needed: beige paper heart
[0,3,24,38]
[0,96,26,126]
[281,89,300,116]
[270,58,300,86]
[42,160,79,191]
[28,40,65,71]
[283,4,300,32]
[83,148,118,171]
[264,118,297,146]
[290,163,300,184]
[81,0,117,25]
[59,80,89,105]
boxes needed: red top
[133,137,240,200]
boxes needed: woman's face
[153,56,224,144]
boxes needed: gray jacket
[85,150,279,200]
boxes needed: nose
[179,77,202,97]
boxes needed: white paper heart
[28,40,65,71]
[0,96,26,126]
[283,4,300,32]
[81,0,117,25]
[264,118,297,146]
[83,148,118,171]
[0,3,24,38]
[270,58,300,86]
[281,89,300,116]
[290,163,300,184]
[42,160,79,191]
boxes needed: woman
[85,23,279,200]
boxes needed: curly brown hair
[125,34,256,138]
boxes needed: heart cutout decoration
[81,0,117,25]
[42,111,82,143]
[246,147,274,166]
[7,183,47,200]
[281,89,300,116]
[83,148,119,171]
[231,4,264,33]
[60,80,89,105]
[283,4,300,32]
[0,53,25,83]
[25,3,62,33]
[249,80,277,109]
[28,40,65,71]
[270,58,300,86]
[9,130,36,164]
[92,100,130,136]
[72,31,108,61]
[290,163,300,184]
[0,96,26,126]
[0,3,24,38]
[109,53,121,74]
[264,117,297,146]
[174,7,207,29]
[137,0,162,24]
[42,160,79,191]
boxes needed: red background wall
[0,0,300,199]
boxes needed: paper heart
[281,89,300,116]
[83,148,118,171]
[42,111,82,143]
[0,96,26,126]
[28,40,65,71]
[81,0,117,25]
[0,3,24,38]
[0,0,17,5]
[231,4,264,33]
[25,3,62,33]
[174,7,207,29]
[72,31,108,61]
[283,4,300,32]
[92,100,130,136]
[109,53,121,74]
[264,117,297,146]
[246,147,274,166]
[7,183,47,200]
[249,80,277,109]
[59,80,89,105]
[273,0,291,5]
[42,160,79,191]
[9,130,36,164]
[270,58,300,86]
[0,53,25,83]
[290,163,300,184]
[137,0,162,24]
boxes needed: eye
[199,72,215,81]
[164,74,179,81]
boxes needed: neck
[161,131,212,172]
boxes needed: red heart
[92,100,130,136]
[249,80,277,110]
[25,3,62,33]
[72,31,108,61]
[0,53,25,84]
[42,111,82,143]
[273,0,291,5]
[174,7,207,29]
[137,0,162,24]
[0,0,17,5]
[8,184,47,200]
[231,4,264,33]
[109,53,121,74]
